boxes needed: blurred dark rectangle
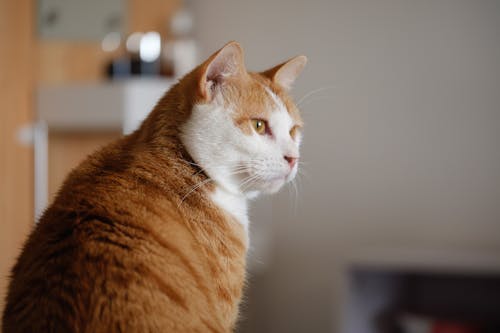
[402,273,500,324]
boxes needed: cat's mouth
[238,162,298,193]
[241,169,296,195]
[245,173,286,191]
[266,174,287,182]
[267,170,296,185]
[266,166,297,183]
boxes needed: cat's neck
[210,186,249,231]
[125,130,251,232]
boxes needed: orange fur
[2,42,304,332]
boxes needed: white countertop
[37,78,175,134]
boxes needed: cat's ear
[198,41,246,101]
[262,55,307,90]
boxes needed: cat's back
[2,139,242,333]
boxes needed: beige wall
[192,1,500,332]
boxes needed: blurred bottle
[104,30,163,79]
[138,31,162,76]
[162,7,198,78]
[125,32,143,76]
[102,32,131,79]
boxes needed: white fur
[211,187,249,230]
[180,87,301,230]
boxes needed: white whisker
[178,178,213,208]
[292,177,299,214]
[297,85,337,107]
[240,174,262,192]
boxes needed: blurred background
[1,1,500,332]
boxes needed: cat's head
[180,42,307,198]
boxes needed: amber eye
[290,125,299,139]
[251,119,267,135]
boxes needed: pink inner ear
[274,56,307,90]
[200,43,245,100]
[206,44,244,85]
[206,55,235,84]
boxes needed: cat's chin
[261,177,288,194]
[245,190,261,199]
[241,179,284,197]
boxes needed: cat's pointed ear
[262,55,307,90]
[198,41,246,101]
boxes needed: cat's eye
[290,125,299,139]
[251,119,267,135]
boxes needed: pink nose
[284,156,298,169]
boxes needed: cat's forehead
[226,73,303,126]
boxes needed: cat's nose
[284,155,298,169]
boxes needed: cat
[2,41,306,333]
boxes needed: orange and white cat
[2,42,306,332]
